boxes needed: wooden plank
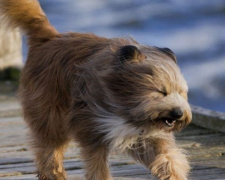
[192,105,225,133]
[1,99,225,179]
[0,175,148,180]
[0,101,21,118]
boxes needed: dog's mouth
[162,118,177,127]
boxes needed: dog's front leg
[81,145,113,180]
[127,133,190,180]
[150,133,190,180]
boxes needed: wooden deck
[0,89,225,180]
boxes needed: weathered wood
[1,96,225,179]
[192,105,225,133]
[0,175,147,180]
[0,101,21,118]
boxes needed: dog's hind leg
[30,132,68,180]
[22,103,70,180]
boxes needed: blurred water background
[23,0,225,113]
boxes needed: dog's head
[105,44,192,132]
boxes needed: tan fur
[82,146,113,180]
[0,1,192,180]
[0,0,58,46]
[127,133,190,180]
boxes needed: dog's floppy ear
[118,45,146,63]
[156,47,177,63]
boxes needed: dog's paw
[37,172,67,180]
[150,149,190,180]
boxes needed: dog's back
[0,0,136,151]
[0,0,113,139]
[0,2,119,178]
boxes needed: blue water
[23,0,225,113]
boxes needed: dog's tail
[0,0,59,45]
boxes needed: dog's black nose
[171,108,183,119]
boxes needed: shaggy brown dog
[0,0,192,180]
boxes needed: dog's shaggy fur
[0,0,192,179]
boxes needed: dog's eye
[162,92,167,96]
[159,91,167,96]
